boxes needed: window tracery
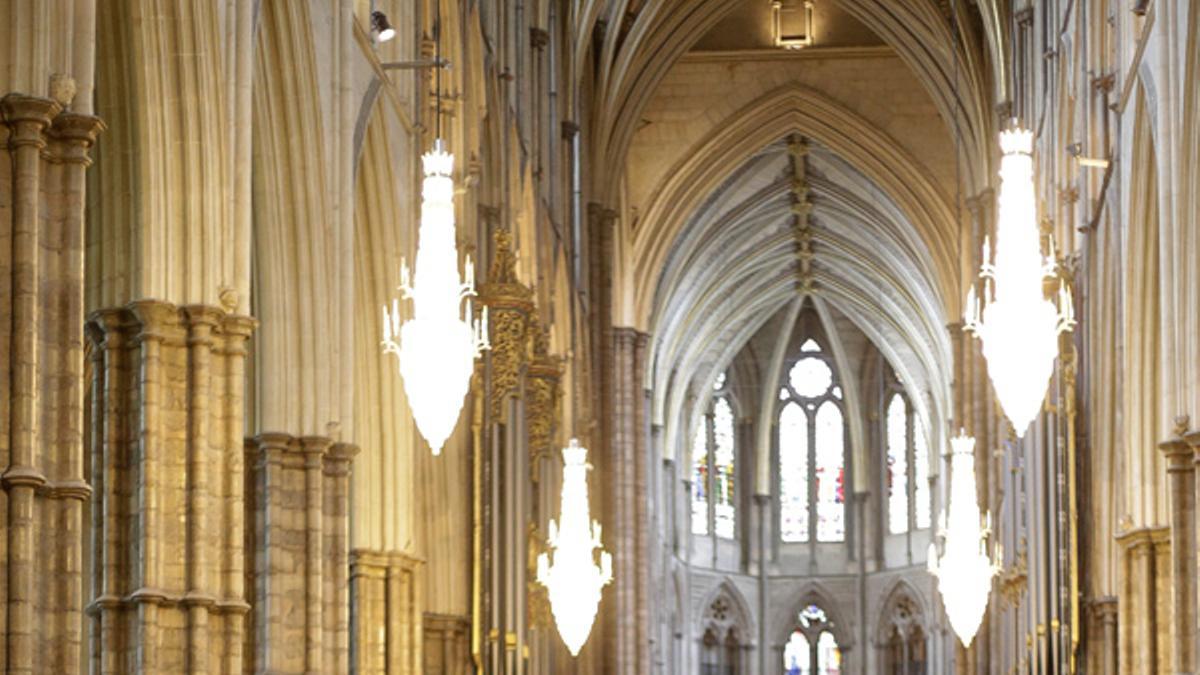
[778,340,845,543]
[784,604,841,674]
[700,592,747,675]
[881,594,926,675]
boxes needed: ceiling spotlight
[372,11,396,43]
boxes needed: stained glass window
[780,401,809,542]
[787,605,839,675]
[784,631,811,675]
[817,631,841,674]
[693,375,737,540]
[887,394,909,534]
[713,397,736,539]
[789,358,832,398]
[914,422,931,529]
[692,420,709,536]
[815,402,845,542]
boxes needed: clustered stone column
[85,302,254,673]
[348,550,423,673]
[0,93,102,674]
[244,434,356,674]
[609,326,650,674]
[1115,526,1170,673]
[1160,430,1196,672]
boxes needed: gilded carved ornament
[480,228,534,423]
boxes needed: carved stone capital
[0,94,60,146]
[47,112,104,164]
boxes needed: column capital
[48,112,105,164]
[1,94,60,145]
[1158,435,1194,471]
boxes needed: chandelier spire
[537,439,613,655]
[928,432,999,647]
[963,127,1074,435]
[381,3,489,454]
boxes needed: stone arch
[773,582,854,650]
[873,579,930,674]
[873,579,929,643]
[696,580,757,675]
[697,579,757,642]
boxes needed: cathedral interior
[0,0,1198,673]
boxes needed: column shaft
[1160,437,1195,671]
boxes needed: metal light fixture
[381,141,488,454]
[963,127,1074,436]
[537,440,613,656]
[381,9,488,454]
[371,10,396,42]
[927,433,998,647]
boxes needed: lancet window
[884,386,931,534]
[692,372,737,538]
[779,339,846,543]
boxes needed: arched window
[778,339,845,543]
[886,395,908,534]
[784,604,841,674]
[692,372,737,538]
[883,387,932,534]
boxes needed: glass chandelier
[382,139,489,454]
[927,433,998,647]
[963,127,1074,436]
[537,439,613,656]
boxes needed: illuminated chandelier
[927,433,998,647]
[537,439,613,656]
[963,127,1074,436]
[382,139,489,454]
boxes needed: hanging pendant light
[381,3,489,455]
[927,433,998,647]
[381,140,489,454]
[537,439,613,656]
[963,127,1075,436]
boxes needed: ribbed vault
[581,0,996,205]
[648,136,952,495]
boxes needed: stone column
[86,302,254,673]
[349,550,423,674]
[1187,429,1200,666]
[1116,527,1168,674]
[1160,434,1195,672]
[1089,597,1118,675]
[610,326,650,674]
[244,434,357,674]
[1,94,102,674]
